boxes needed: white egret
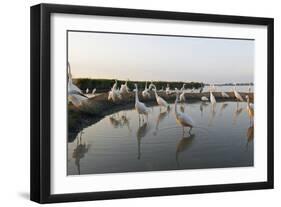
[210,88,216,105]
[86,88,89,94]
[120,80,130,96]
[180,83,186,92]
[233,84,244,102]
[134,84,150,121]
[246,95,254,125]
[92,88,96,94]
[108,80,121,102]
[67,62,88,107]
[221,91,229,98]
[179,91,186,103]
[166,84,171,95]
[151,84,169,111]
[142,82,151,98]
[174,93,194,135]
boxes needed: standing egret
[151,84,169,111]
[92,88,96,94]
[86,88,89,94]
[180,83,186,92]
[67,62,88,107]
[233,84,244,102]
[166,84,171,95]
[120,80,130,97]
[142,82,151,98]
[134,84,150,121]
[174,93,194,135]
[246,95,254,126]
[108,80,121,102]
[179,90,186,103]
[210,88,216,105]
[221,91,229,98]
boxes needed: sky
[68,31,254,84]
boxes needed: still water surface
[68,100,254,175]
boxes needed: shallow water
[67,101,254,175]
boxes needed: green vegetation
[73,78,203,92]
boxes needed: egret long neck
[135,89,139,103]
[175,96,179,115]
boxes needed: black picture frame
[30,3,274,204]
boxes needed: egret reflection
[176,134,195,168]
[72,131,90,175]
[136,121,150,160]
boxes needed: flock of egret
[68,63,254,135]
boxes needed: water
[67,100,254,175]
[202,85,253,93]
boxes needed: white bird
[134,84,150,120]
[248,86,252,93]
[179,91,186,103]
[120,80,130,96]
[86,88,89,94]
[152,84,169,110]
[92,88,96,94]
[221,91,229,98]
[180,83,186,92]
[175,93,194,135]
[201,96,209,101]
[233,84,244,102]
[246,95,254,125]
[67,62,88,107]
[142,82,151,98]
[209,86,216,105]
[166,84,171,95]
[108,80,121,102]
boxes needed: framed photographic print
[30,3,274,203]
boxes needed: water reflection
[137,121,150,160]
[71,131,90,175]
[233,104,244,125]
[176,134,195,168]
[246,125,254,149]
[68,101,254,175]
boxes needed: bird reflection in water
[108,112,132,133]
[176,133,195,168]
[72,131,90,175]
[219,102,228,116]
[246,125,254,149]
[199,102,208,118]
[136,121,150,160]
[153,107,171,135]
[233,104,244,125]
[208,104,216,126]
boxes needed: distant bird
[174,93,194,135]
[151,84,169,111]
[86,88,89,94]
[248,86,252,93]
[166,84,171,95]
[120,80,130,96]
[246,95,254,125]
[159,86,164,92]
[92,88,96,95]
[210,86,216,105]
[108,80,121,102]
[179,91,186,103]
[142,82,151,98]
[67,62,88,107]
[233,84,244,102]
[180,83,186,92]
[134,84,150,121]
[221,91,229,98]
[201,96,209,101]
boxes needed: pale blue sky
[68,31,254,84]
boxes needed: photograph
[67,30,254,176]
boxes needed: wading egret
[221,91,229,98]
[120,80,130,96]
[166,84,171,95]
[210,89,216,105]
[233,84,244,102]
[134,84,150,121]
[246,95,254,126]
[108,80,121,102]
[151,84,169,111]
[180,83,186,92]
[179,91,186,103]
[174,93,194,135]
